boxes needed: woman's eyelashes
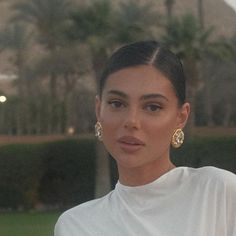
[144,103,163,113]
[107,99,163,113]
[107,100,126,109]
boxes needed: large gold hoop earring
[95,121,103,141]
[171,129,184,148]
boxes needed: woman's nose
[123,108,141,130]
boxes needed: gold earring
[171,129,184,148]
[95,121,103,141]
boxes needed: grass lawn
[0,211,61,236]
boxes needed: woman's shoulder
[55,191,115,235]
[55,199,99,236]
[193,166,235,180]
[56,190,114,227]
[186,166,236,190]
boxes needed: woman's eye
[145,104,162,112]
[108,100,124,108]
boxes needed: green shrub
[0,144,43,209]
[110,136,236,186]
[0,184,24,209]
[171,136,236,174]
[0,138,96,210]
[38,138,96,209]
[0,136,235,210]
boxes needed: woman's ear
[177,102,190,129]
[95,95,101,121]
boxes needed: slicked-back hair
[99,41,186,105]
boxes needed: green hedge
[0,136,235,210]
[38,138,96,208]
[171,136,236,174]
[0,144,43,209]
[0,138,96,210]
[110,136,236,187]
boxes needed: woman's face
[96,65,189,170]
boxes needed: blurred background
[0,0,235,235]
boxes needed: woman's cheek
[102,116,119,136]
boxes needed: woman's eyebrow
[141,93,169,101]
[106,90,168,102]
[107,90,128,98]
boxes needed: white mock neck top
[55,166,236,236]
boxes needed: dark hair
[99,41,186,105]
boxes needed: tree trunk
[95,142,111,198]
[0,104,6,133]
[63,73,77,134]
[223,103,232,127]
[49,72,58,133]
[201,59,214,126]
[15,51,26,135]
[165,0,175,22]
[197,0,205,29]
[92,49,108,87]
[183,56,200,135]
[205,78,214,126]
[92,50,111,198]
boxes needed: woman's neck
[117,159,176,187]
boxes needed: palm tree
[68,0,161,197]
[68,0,115,80]
[0,24,29,89]
[11,0,72,49]
[69,0,159,80]
[197,0,204,29]
[0,23,31,134]
[162,14,213,129]
[201,38,235,126]
[11,0,74,133]
[164,0,175,22]
[163,13,234,129]
[113,0,159,44]
[33,44,90,134]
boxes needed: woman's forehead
[103,65,174,96]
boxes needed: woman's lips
[117,136,145,153]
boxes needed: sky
[224,0,236,12]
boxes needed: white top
[55,166,236,236]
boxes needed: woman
[55,41,236,236]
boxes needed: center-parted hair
[99,41,186,105]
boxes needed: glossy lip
[117,136,145,153]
